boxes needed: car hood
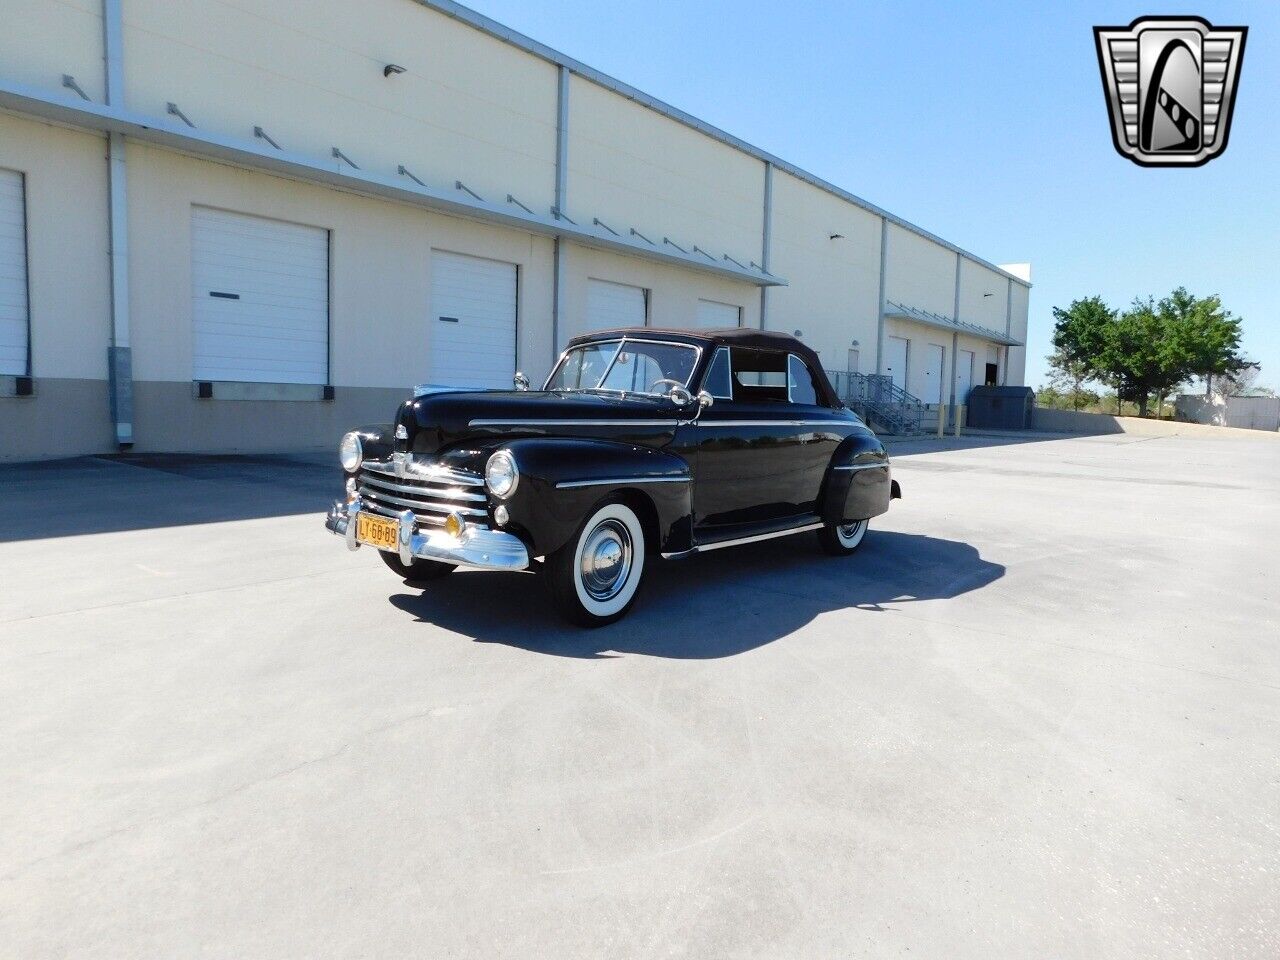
[396,389,682,458]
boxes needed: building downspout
[550,65,569,365]
[1002,277,1012,386]
[758,161,772,329]
[948,252,960,428]
[874,217,887,375]
[104,0,132,446]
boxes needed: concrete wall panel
[123,0,559,207]
[0,113,110,381]
[566,75,764,270]
[557,243,758,350]
[767,170,881,373]
[884,222,955,318]
[0,0,104,102]
[958,259,1008,333]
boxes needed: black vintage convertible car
[326,328,900,625]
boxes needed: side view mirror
[667,385,693,407]
[697,390,714,410]
[513,371,530,391]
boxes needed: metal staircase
[828,371,926,435]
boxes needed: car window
[729,348,789,402]
[546,341,618,391]
[788,354,820,405]
[597,340,698,394]
[703,347,734,399]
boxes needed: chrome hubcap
[580,519,633,601]
[838,520,865,542]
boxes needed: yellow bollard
[937,404,947,437]
[954,405,964,437]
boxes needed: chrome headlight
[339,432,363,472]
[485,450,519,498]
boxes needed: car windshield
[545,339,699,395]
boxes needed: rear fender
[820,435,895,524]
[498,438,692,558]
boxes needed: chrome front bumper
[325,497,530,572]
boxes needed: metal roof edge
[416,0,1031,289]
[885,301,1023,347]
[0,81,784,289]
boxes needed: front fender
[498,438,692,558]
[820,434,895,524]
[347,424,394,476]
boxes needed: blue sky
[467,0,1278,390]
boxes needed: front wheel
[546,502,647,627]
[379,550,456,583]
[817,518,869,556]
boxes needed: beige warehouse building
[0,0,1029,462]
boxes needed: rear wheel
[546,502,646,627]
[817,518,869,556]
[379,550,456,583]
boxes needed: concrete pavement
[2,432,1278,958]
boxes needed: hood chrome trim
[469,418,678,428]
[556,476,690,489]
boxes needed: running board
[661,520,823,560]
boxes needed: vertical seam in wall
[759,161,772,330]
[19,170,32,377]
[949,252,960,415]
[551,65,569,361]
[103,0,132,444]
[325,227,334,386]
[1003,277,1012,386]
[875,217,887,375]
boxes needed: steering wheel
[649,378,685,394]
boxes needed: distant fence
[1033,406,1279,438]
[1175,394,1280,432]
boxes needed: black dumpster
[965,385,1034,430]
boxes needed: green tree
[1159,287,1250,396]
[1047,297,1114,409]
[1098,297,1191,418]
[1048,289,1252,419]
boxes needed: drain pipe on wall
[758,161,772,329]
[550,64,569,366]
[104,0,133,447]
[874,217,887,376]
[948,251,960,430]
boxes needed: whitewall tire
[817,518,869,556]
[547,502,647,626]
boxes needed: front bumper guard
[325,497,530,572]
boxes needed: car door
[676,347,838,534]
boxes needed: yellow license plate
[355,512,399,550]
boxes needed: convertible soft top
[568,326,842,408]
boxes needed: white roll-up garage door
[586,279,646,333]
[884,336,909,391]
[694,299,742,329]
[0,170,28,376]
[427,250,517,389]
[191,208,329,384]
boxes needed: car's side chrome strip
[469,419,677,428]
[661,520,823,559]
[694,419,849,428]
[555,476,691,489]
[831,462,890,472]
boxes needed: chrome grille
[357,459,489,527]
